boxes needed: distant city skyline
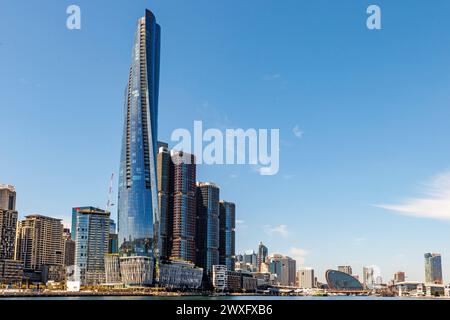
[2,0,450,284]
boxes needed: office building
[109,219,116,234]
[196,182,220,282]
[212,265,227,291]
[15,215,64,281]
[0,185,22,284]
[219,201,235,271]
[257,242,268,272]
[0,207,18,261]
[157,143,171,260]
[72,206,104,241]
[424,253,443,284]
[297,267,315,288]
[108,219,118,254]
[74,207,110,286]
[159,260,203,289]
[117,9,160,286]
[338,265,353,275]
[243,251,258,271]
[63,229,75,267]
[394,271,405,284]
[268,254,296,287]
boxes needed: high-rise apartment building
[0,184,16,211]
[268,254,296,287]
[171,150,196,263]
[15,215,64,271]
[219,201,235,271]
[424,253,443,284]
[74,207,110,286]
[338,265,353,275]
[257,242,268,272]
[297,267,315,288]
[117,9,161,286]
[196,182,220,282]
[157,142,171,260]
[393,271,405,283]
[0,208,18,261]
[0,184,22,284]
[63,228,75,267]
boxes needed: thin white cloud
[235,219,247,231]
[263,73,281,81]
[292,125,304,139]
[264,224,290,238]
[375,171,450,220]
[290,247,309,265]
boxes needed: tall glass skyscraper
[196,182,220,284]
[118,9,160,286]
[424,253,443,284]
[219,201,235,271]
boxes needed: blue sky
[1,0,450,283]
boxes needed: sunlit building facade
[196,182,220,283]
[424,253,443,284]
[74,207,110,286]
[118,9,161,286]
[219,201,235,271]
[171,151,197,263]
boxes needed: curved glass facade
[325,270,363,290]
[118,10,160,259]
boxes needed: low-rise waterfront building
[159,260,203,289]
[212,265,227,291]
[104,254,121,284]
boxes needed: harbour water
[0,295,442,300]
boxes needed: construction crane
[106,172,115,213]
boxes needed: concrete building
[15,214,64,278]
[0,184,16,212]
[394,271,405,284]
[257,242,268,272]
[74,207,110,286]
[63,229,75,267]
[0,208,18,261]
[297,267,315,288]
[268,254,296,287]
[0,259,23,284]
[212,265,227,291]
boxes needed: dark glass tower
[196,182,220,283]
[219,201,235,271]
[117,10,160,285]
